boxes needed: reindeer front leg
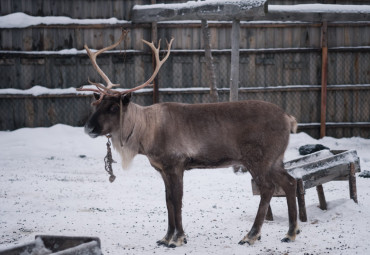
[156,180,176,246]
[158,168,187,248]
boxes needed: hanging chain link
[104,134,116,183]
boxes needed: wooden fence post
[201,19,219,103]
[151,0,159,104]
[230,19,240,102]
[320,21,328,138]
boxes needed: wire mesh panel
[0,96,93,130]
[328,51,370,85]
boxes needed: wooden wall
[0,0,369,138]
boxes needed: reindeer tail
[287,114,298,133]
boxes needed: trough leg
[296,179,307,222]
[349,162,358,203]
[316,185,327,210]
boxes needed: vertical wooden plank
[247,54,255,87]
[22,29,33,51]
[264,27,274,48]
[0,57,16,88]
[0,98,14,130]
[248,27,256,49]
[274,27,284,49]
[283,53,291,86]
[184,27,192,50]
[218,27,227,50]
[219,54,229,88]
[25,98,35,127]
[230,19,240,102]
[343,25,352,47]
[209,26,219,49]
[283,26,293,48]
[192,55,201,87]
[361,26,370,46]
[294,53,303,85]
[191,25,201,50]
[292,27,301,48]
[239,26,247,49]
[336,25,345,48]
[256,27,265,49]
[1,29,12,50]
[173,57,183,88]
[320,21,328,138]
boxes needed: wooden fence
[0,0,369,138]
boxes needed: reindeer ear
[121,93,132,105]
[93,93,100,100]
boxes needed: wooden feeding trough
[0,235,102,255]
[252,150,361,222]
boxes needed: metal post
[230,19,240,102]
[320,21,328,138]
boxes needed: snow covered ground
[0,124,369,254]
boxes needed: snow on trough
[0,125,369,254]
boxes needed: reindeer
[78,30,300,248]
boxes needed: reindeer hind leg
[239,165,275,245]
[271,162,300,242]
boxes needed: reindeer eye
[110,104,120,113]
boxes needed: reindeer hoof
[156,240,168,246]
[156,237,170,247]
[281,237,292,243]
[239,235,261,245]
[167,235,187,248]
[282,227,300,242]
[238,240,253,246]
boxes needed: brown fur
[84,94,299,247]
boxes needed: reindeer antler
[122,38,174,94]
[77,29,129,104]
[77,29,174,105]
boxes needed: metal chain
[104,135,116,183]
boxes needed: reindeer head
[78,30,173,138]
[83,93,131,138]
